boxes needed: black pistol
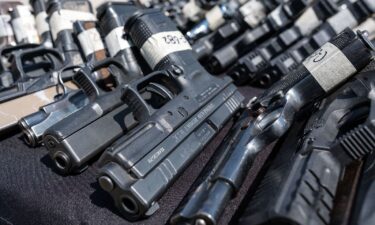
[171,28,374,225]
[96,8,244,221]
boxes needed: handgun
[0,0,96,92]
[47,0,95,67]
[9,4,40,44]
[0,0,96,131]
[186,0,281,42]
[192,0,282,61]
[186,0,243,41]
[207,0,312,74]
[96,2,145,76]
[43,59,139,174]
[236,70,375,225]
[73,20,107,64]
[230,0,375,86]
[96,8,244,220]
[250,3,375,113]
[171,28,374,225]
[349,150,375,225]
[41,2,147,174]
[75,19,123,89]
[0,1,21,48]
[193,20,245,61]
[0,81,77,132]
[0,45,67,103]
[170,110,251,225]
[19,84,89,147]
[31,0,53,47]
[18,20,110,147]
[162,1,191,31]
[181,0,216,24]
[228,0,340,86]
[0,45,77,131]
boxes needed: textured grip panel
[339,124,375,160]
[244,158,291,212]
[128,19,154,48]
[291,169,335,225]
[240,151,340,225]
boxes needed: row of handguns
[166,0,375,224]
[161,0,375,86]
[0,0,375,224]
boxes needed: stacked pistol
[0,0,244,221]
[164,0,375,87]
[1,0,375,224]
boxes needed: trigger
[146,82,174,100]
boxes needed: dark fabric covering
[3,61,375,225]
[0,87,267,225]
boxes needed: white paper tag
[77,28,105,57]
[141,31,192,69]
[303,42,357,92]
[11,6,39,43]
[104,27,131,57]
[328,8,358,34]
[0,15,13,38]
[11,18,39,43]
[14,5,31,18]
[295,7,321,35]
[182,0,205,22]
[206,6,225,30]
[35,12,50,35]
[240,0,266,28]
[49,10,96,41]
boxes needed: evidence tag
[295,7,321,36]
[140,31,192,69]
[11,5,39,44]
[206,5,225,30]
[35,11,50,35]
[0,15,13,38]
[49,9,96,40]
[303,42,357,92]
[77,28,105,57]
[104,27,132,57]
[240,0,267,28]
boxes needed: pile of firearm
[1,0,375,224]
